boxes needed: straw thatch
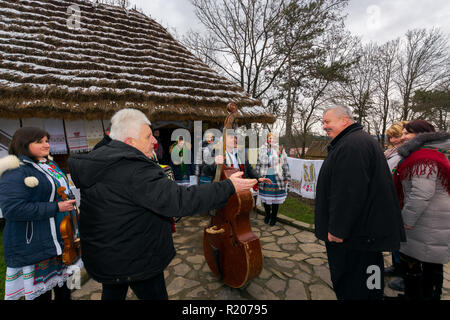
[304,140,328,159]
[0,0,274,124]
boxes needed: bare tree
[181,31,222,67]
[334,41,378,126]
[395,28,449,120]
[185,0,347,101]
[411,80,450,131]
[371,39,400,147]
[291,27,356,157]
[185,0,286,99]
[271,0,349,147]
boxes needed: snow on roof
[0,0,274,124]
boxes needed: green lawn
[278,195,315,225]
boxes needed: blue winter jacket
[0,155,62,268]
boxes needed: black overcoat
[314,123,406,251]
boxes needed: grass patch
[278,195,315,225]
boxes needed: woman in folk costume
[393,120,450,300]
[256,132,291,226]
[0,127,82,300]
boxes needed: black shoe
[385,265,400,277]
[264,215,270,224]
[269,218,276,226]
[388,277,405,292]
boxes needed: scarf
[393,147,450,208]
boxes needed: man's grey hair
[109,108,151,142]
[324,105,354,122]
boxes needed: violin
[56,186,81,266]
[202,102,263,288]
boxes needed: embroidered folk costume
[1,156,82,300]
[256,143,291,205]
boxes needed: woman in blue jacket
[0,127,80,300]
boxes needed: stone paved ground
[72,212,450,300]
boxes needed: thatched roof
[304,140,328,159]
[0,0,274,124]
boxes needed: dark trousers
[33,284,71,301]
[392,250,401,264]
[101,272,168,300]
[325,242,384,300]
[400,253,443,300]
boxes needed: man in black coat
[68,109,257,300]
[315,105,405,300]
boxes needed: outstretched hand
[229,171,257,193]
[258,177,272,184]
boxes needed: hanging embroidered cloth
[85,120,104,151]
[65,120,89,153]
[44,119,67,155]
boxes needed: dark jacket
[0,155,61,267]
[68,140,235,284]
[93,134,112,150]
[314,123,406,251]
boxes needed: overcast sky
[129,0,450,44]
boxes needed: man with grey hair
[315,105,405,300]
[68,108,257,300]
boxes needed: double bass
[203,102,263,288]
[56,186,81,265]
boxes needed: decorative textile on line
[65,120,89,153]
[85,120,104,151]
[44,118,67,155]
